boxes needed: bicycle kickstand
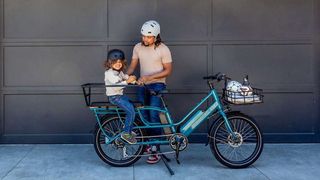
[159,150,174,175]
[161,153,171,162]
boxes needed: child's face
[111,59,123,71]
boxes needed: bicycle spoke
[241,124,255,136]
[215,137,228,144]
[219,125,230,134]
[231,120,237,132]
[239,121,250,134]
[242,132,257,142]
[219,144,233,156]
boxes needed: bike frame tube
[131,89,232,137]
[90,88,235,144]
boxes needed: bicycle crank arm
[175,142,181,164]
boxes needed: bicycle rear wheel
[209,112,263,168]
[93,116,145,167]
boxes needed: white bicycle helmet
[141,20,160,37]
[226,80,253,96]
[240,85,253,96]
[226,81,242,93]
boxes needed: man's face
[142,35,156,46]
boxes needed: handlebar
[203,72,230,90]
[203,72,227,81]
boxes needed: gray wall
[315,0,320,142]
[0,0,319,143]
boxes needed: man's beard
[142,42,149,46]
[142,41,154,47]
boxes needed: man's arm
[127,58,139,75]
[138,62,172,83]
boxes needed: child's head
[104,49,127,71]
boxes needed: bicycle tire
[93,115,145,167]
[209,112,263,168]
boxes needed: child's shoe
[121,132,137,144]
[144,145,152,154]
[146,154,161,164]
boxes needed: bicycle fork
[212,92,237,139]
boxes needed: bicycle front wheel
[209,112,263,168]
[93,116,145,167]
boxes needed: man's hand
[138,76,152,84]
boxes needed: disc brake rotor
[227,132,243,148]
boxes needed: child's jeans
[137,83,166,136]
[109,95,135,133]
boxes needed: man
[127,20,173,164]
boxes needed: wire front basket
[222,88,263,105]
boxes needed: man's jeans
[109,95,135,133]
[137,83,166,136]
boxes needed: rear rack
[81,83,142,107]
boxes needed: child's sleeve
[105,71,127,85]
[120,72,129,80]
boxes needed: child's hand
[126,75,136,84]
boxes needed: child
[104,49,137,144]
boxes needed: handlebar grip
[203,75,216,80]
[203,72,225,81]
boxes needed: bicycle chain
[134,133,173,139]
[125,150,176,158]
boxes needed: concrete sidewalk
[0,144,319,180]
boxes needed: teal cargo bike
[81,73,264,173]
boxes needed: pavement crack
[253,165,272,180]
[1,145,36,180]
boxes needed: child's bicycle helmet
[107,49,125,61]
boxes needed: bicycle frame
[90,88,235,146]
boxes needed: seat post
[160,96,167,108]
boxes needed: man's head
[140,20,162,47]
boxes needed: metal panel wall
[0,0,3,138]
[0,0,319,143]
[315,0,320,141]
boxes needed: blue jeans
[109,95,135,133]
[137,83,166,136]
